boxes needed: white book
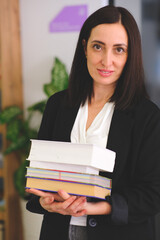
[29,160,99,175]
[27,139,116,173]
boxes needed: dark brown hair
[67,5,148,110]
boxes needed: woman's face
[84,23,128,91]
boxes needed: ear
[82,39,87,56]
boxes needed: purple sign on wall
[49,5,88,33]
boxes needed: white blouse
[70,100,115,226]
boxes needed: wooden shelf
[0,169,3,178]
[0,211,5,221]
[0,0,24,239]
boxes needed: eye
[116,47,125,53]
[93,44,102,51]
[115,47,127,54]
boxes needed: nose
[101,50,113,68]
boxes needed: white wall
[115,0,142,32]
[19,0,108,111]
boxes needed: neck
[91,85,114,105]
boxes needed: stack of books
[26,139,116,199]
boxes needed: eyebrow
[91,40,128,48]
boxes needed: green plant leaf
[43,83,58,98]
[6,120,21,141]
[51,57,68,91]
[43,57,69,98]
[28,100,47,114]
[4,136,28,155]
[0,106,22,124]
[27,129,37,142]
[14,159,29,199]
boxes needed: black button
[89,218,97,227]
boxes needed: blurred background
[0,0,159,239]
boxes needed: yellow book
[26,177,111,200]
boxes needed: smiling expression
[84,23,128,92]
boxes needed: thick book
[29,160,100,175]
[26,167,112,189]
[26,177,111,200]
[27,139,116,173]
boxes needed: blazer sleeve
[37,92,62,140]
[110,101,160,225]
[26,92,63,214]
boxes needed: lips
[97,69,114,77]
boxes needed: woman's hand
[26,188,111,216]
[26,188,87,217]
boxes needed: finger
[40,196,54,205]
[44,196,76,214]
[70,197,86,213]
[72,209,87,217]
[62,196,77,209]
[58,189,71,200]
[26,188,67,203]
[52,193,65,202]
[26,188,54,198]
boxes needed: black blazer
[26,90,160,240]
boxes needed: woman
[26,5,160,240]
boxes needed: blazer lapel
[107,109,134,187]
